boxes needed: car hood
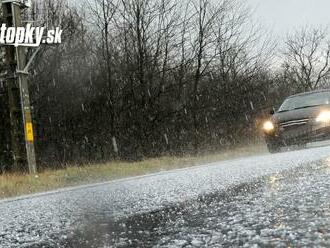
[273,105,330,124]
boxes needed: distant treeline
[1,0,330,171]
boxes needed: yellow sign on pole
[26,122,34,142]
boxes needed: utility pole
[2,0,37,174]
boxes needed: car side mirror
[269,109,275,115]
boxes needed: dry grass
[0,145,266,199]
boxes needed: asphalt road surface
[3,146,330,247]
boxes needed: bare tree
[0,0,278,169]
[85,0,119,156]
[189,0,227,151]
[283,26,330,91]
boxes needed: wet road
[2,146,330,247]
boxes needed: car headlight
[263,120,274,132]
[316,111,330,122]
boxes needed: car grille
[279,118,309,129]
[278,118,311,139]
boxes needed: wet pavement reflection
[62,162,330,247]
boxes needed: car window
[278,92,330,112]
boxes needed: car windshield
[278,92,330,112]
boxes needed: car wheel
[267,142,281,153]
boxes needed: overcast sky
[248,0,330,38]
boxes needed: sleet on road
[2,146,330,247]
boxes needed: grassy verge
[0,144,266,199]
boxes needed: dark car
[262,90,330,153]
